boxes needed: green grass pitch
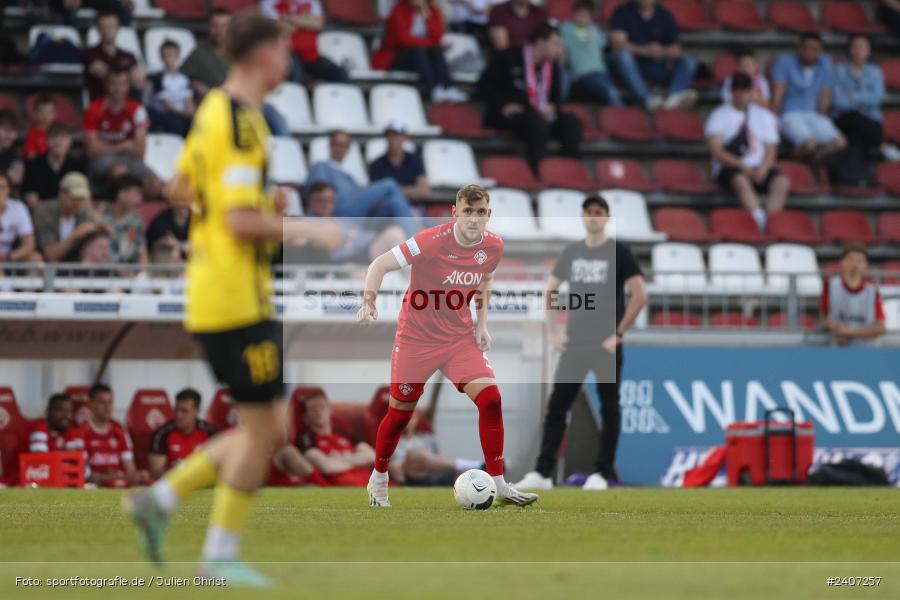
[1,487,898,599]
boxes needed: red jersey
[298,430,369,486]
[67,419,133,475]
[149,420,217,469]
[83,97,148,143]
[28,418,76,452]
[23,126,48,159]
[392,222,504,344]
[267,0,321,61]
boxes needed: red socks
[474,386,505,476]
[374,406,414,473]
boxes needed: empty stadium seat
[324,0,383,25]
[538,157,594,191]
[563,104,603,141]
[599,107,655,141]
[131,0,165,17]
[317,31,372,78]
[601,0,628,22]
[152,0,206,19]
[880,261,900,285]
[29,25,81,49]
[651,242,707,292]
[712,55,736,84]
[821,210,877,244]
[207,389,236,431]
[267,136,308,185]
[883,299,900,331]
[442,33,484,83]
[595,159,654,193]
[886,111,900,144]
[427,103,492,138]
[652,160,715,194]
[138,202,167,228]
[144,133,183,182]
[653,207,711,243]
[765,243,823,296]
[711,312,759,328]
[486,188,540,239]
[537,189,586,239]
[481,156,543,191]
[265,83,318,134]
[144,27,196,73]
[547,0,575,21]
[767,312,817,329]
[313,83,374,134]
[423,140,492,187]
[364,137,415,163]
[881,59,900,91]
[768,2,821,33]
[877,163,900,195]
[653,109,705,143]
[714,0,769,32]
[710,208,767,244]
[603,189,667,242]
[767,210,823,245]
[126,389,173,471]
[86,25,144,64]
[651,311,702,328]
[878,212,900,244]
[309,135,369,184]
[25,94,80,128]
[661,0,716,31]
[369,84,441,135]
[0,387,28,486]
[709,243,765,292]
[777,160,828,195]
[821,2,884,34]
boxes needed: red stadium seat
[126,389,173,471]
[599,106,655,141]
[25,93,80,128]
[821,210,877,244]
[427,104,493,138]
[653,207,712,243]
[661,0,716,31]
[207,389,237,431]
[821,2,884,34]
[324,0,383,25]
[0,93,20,119]
[712,55,736,84]
[880,261,900,285]
[767,312,817,330]
[63,385,91,424]
[539,157,594,190]
[714,0,769,32]
[652,311,702,328]
[563,104,603,141]
[137,202,167,230]
[878,212,900,244]
[0,387,30,486]
[832,183,883,198]
[651,160,715,194]
[709,208,767,244]
[601,0,628,22]
[881,59,900,91]
[291,389,368,443]
[777,160,828,195]
[886,111,900,144]
[595,159,654,192]
[209,0,257,11]
[481,156,544,191]
[767,210,824,245]
[711,312,759,328]
[152,0,206,20]
[768,2,821,33]
[546,0,575,21]
[877,163,900,195]
[653,108,705,143]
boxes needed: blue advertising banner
[611,347,900,487]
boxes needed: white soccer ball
[453,469,496,510]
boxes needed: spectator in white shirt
[0,172,42,275]
[706,72,790,232]
[449,0,503,41]
[721,47,770,108]
[146,40,195,136]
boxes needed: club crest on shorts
[399,383,413,396]
[473,250,487,265]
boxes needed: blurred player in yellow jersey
[125,13,340,586]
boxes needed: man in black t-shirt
[516,194,647,491]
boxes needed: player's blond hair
[455,184,490,205]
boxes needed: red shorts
[390,335,495,402]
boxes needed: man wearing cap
[368,120,431,202]
[33,172,108,262]
[705,71,790,232]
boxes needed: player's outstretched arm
[357,250,403,325]
[227,209,343,252]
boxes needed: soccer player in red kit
[28,393,76,452]
[357,184,538,507]
[147,388,218,479]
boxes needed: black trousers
[835,110,883,151]
[534,346,623,480]
[500,110,582,174]
[392,46,453,92]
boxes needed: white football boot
[496,482,539,507]
[367,477,392,507]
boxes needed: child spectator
[722,47,771,108]
[22,124,86,206]
[101,174,148,265]
[146,40,195,136]
[821,244,887,347]
[0,172,41,270]
[23,94,55,159]
[561,0,621,106]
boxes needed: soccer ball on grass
[453,469,496,510]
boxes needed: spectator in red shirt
[82,9,145,101]
[373,0,468,103]
[84,68,152,182]
[148,388,218,479]
[28,393,76,453]
[488,0,549,51]
[820,243,887,346]
[67,383,149,487]
[261,0,350,83]
[23,94,54,160]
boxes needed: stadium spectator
[67,383,149,487]
[448,0,503,42]
[82,9,145,101]
[721,47,770,109]
[147,388,217,479]
[390,408,483,486]
[146,204,190,259]
[368,120,431,201]
[0,110,24,194]
[101,174,148,265]
[55,1,134,26]
[146,40,195,137]
[480,24,581,174]
[296,390,375,486]
[22,124,85,207]
[771,33,846,161]
[28,393,76,452]
[608,0,698,111]
[307,130,418,236]
[706,72,788,232]
[0,172,41,270]
[180,9,230,99]
[22,93,54,160]
[821,244,887,347]
[304,180,406,264]
[33,172,108,263]
[373,0,468,103]
[488,0,548,51]
[879,0,900,38]
[260,0,350,83]
[560,0,621,106]
[77,229,113,266]
[833,35,900,163]
[83,68,152,181]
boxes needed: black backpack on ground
[807,459,890,486]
